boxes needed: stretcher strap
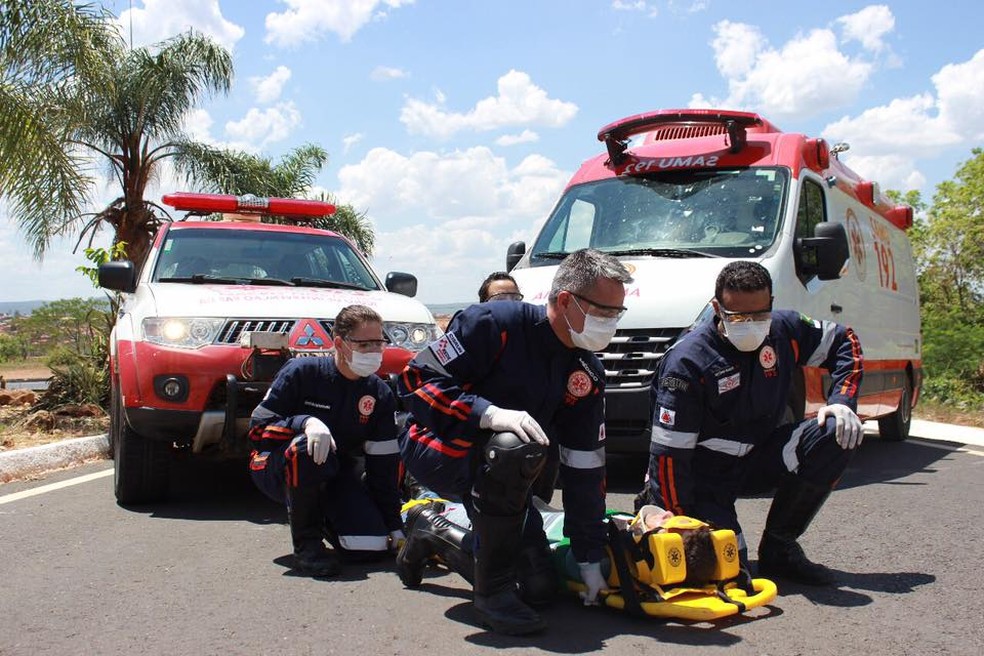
[606,521,647,618]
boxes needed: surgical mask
[720,319,772,352]
[346,350,383,377]
[566,298,619,351]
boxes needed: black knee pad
[472,432,546,516]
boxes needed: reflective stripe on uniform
[364,439,399,455]
[338,534,389,551]
[805,320,838,367]
[651,425,699,449]
[782,423,808,474]
[698,438,755,457]
[559,445,605,469]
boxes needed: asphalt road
[2,431,983,655]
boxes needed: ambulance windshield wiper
[604,248,718,258]
[532,251,571,260]
[158,274,240,284]
[289,277,369,291]
[246,277,294,286]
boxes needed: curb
[0,434,110,484]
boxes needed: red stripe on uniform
[417,383,471,421]
[407,425,470,458]
[839,327,864,397]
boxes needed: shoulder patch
[431,332,465,365]
[658,406,676,427]
[659,376,690,393]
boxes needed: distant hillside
[0,300,47,316]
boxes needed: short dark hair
[478,271,518,302]
[333,304,382,338]
[681,525,717,587]
[714,261,773,301]
[548,248,633,304]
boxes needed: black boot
[758,477,835,586]
[517,510,558,607]
[397,503,475,587]
[287,485,340,577]
[472,511,546,635]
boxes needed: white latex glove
[577,561,608,606]
[388,529,406,552]
[480,405,549,446]
[817,403,864,450]
[303,417,336,464]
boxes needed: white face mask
[346,350,383,377]
[566,297,619,351]
[720,319,772,352]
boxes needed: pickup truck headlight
[142,317,225,349]
[384,322,442,352]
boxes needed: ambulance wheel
[112,387,170,505]
[878,376,912,442]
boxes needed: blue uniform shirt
[398,301,609,563]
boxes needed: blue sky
[1,0,982,305]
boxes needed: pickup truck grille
[596,328,685,389]
[216,319,296,344]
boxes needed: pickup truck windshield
[153,227,380,291]
[530,168,788,263]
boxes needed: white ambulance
[506,109,921,452]
[99,193,441,504]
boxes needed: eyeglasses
[568,291,627,320]
[486,292,524,302]
[717,303,773,323]
[343,337,389,351]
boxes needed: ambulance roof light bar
[161,192,336,220]
[596,109,764,165]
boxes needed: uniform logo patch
[358,395,376,416]
[718,372,740,394]
[660,376,690,393]
[759,345,777,370]
[567,370,592,398]
[432,332,464,365]
[658,406,676,427]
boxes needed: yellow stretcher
[552,510,778,621]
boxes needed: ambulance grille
[216,319,295,344]
[595,328,685,389]
[650,124,727,141]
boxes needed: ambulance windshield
[529,168,788,263]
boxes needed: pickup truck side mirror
[797,222,849,281]
[506,241,526,272]
[98,261,137,293]
[385,271,418,297]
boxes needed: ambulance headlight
[143,317,225,349]
[384,322,442,352]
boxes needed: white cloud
[251,66,292,104]
[118,0,244,50]
[342,133,364,154]
[371,66,408,81]
[265,0,415,47]
[224,102,303,148]
[822,49,984,191]
[694,18,888,119]
[495,130,540,146]
[837,4,894,53]
[336,146,570,302]
[400,70,578,139]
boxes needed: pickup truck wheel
[112,390,170,505]
[878,376,912,442]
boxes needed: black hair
[714,261,773,301]
[478,271,518,302]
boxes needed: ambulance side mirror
[98,261,137,293]
[385,271,418,297]
[797,222,849,281]
[506,241,526,272]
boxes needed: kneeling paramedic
[396,248,633,634]
[248,305,403,576]
[638,261,865,586]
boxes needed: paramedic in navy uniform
[248,305,403,577]
[639,261,865,586]
[397,248,632,635]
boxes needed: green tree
[2,4,234,268]
[172,142,377,255]
[0,0,120,256]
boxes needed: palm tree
[173,142,377,255]
[0,0,121,257]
